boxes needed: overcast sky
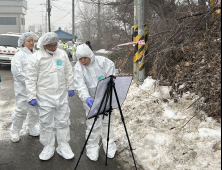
[26,0,74,31]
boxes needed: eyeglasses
[47,44,57,49]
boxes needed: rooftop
[55,27,73,40]
[0,0,27,9]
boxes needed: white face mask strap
[46,49,56,54]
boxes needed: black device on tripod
[74,76,138,170]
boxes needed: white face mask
[46,49,57,55]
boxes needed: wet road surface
[0,65,123,170]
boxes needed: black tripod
[74,76,138,170]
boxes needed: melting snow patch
[141,77,156,90]
[163,108,176,119]
[0,100,15,141]
[96,49,113,54]
[198,128,221,139]
[0,100,39,141]
[114,77,221,170]
[163,107,186,120]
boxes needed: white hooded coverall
[58,40,63,50]
[26,32,75,160]
[11,45,39,139]
[74,44,117,161]
[72,44,77,62]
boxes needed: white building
[0,0,27,34]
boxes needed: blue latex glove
[69,90,75,97]
[87,97,93,108]
[29,99,37,106]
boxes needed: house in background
[0,0,27,34]
[55,27,73,41]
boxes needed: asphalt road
[0,64,123,170]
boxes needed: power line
[27,4,42,10]
[51,2,72,15]
[28,9,42,17]
[80,0,133,5]
[26,0,74,30]
[56,0,69,8]
[51,4,68,12]
[50,1,72,19]
[51,1,71,9]
[51,12,71,24]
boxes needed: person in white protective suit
[11,32,40,143]
[58,40,63,50]
[72,43,77,63]
[25,32,75,161]
[74,44,117,161]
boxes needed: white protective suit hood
[18,32,34,47]
[74,44,117,161]
[37,36,43,49]
[76,44,95,64]
[38,32,59,49]
[74,45,115,103]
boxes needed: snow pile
[0,100,32,141]
[114,77,221,170]
[96,49,112,54]
[0,100,14,141]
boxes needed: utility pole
[138,0,145,84]
[41,4,44,34]
[40,3,47,34]
[97,0,101,49]
[144,0,149,76]
[133,0,139,83]
[72,0,75,42]
[39,25,43,36]
[211,0,216,18]
[48,0,51,32]
[45,0,48,33]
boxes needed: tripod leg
[105,111,112,165]
[105,80,113,166]
[74,116,98,170]
[113,85,138,170]
[75,78,112,169]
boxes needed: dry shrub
[147,7,221,120]
[110,4,221,120]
